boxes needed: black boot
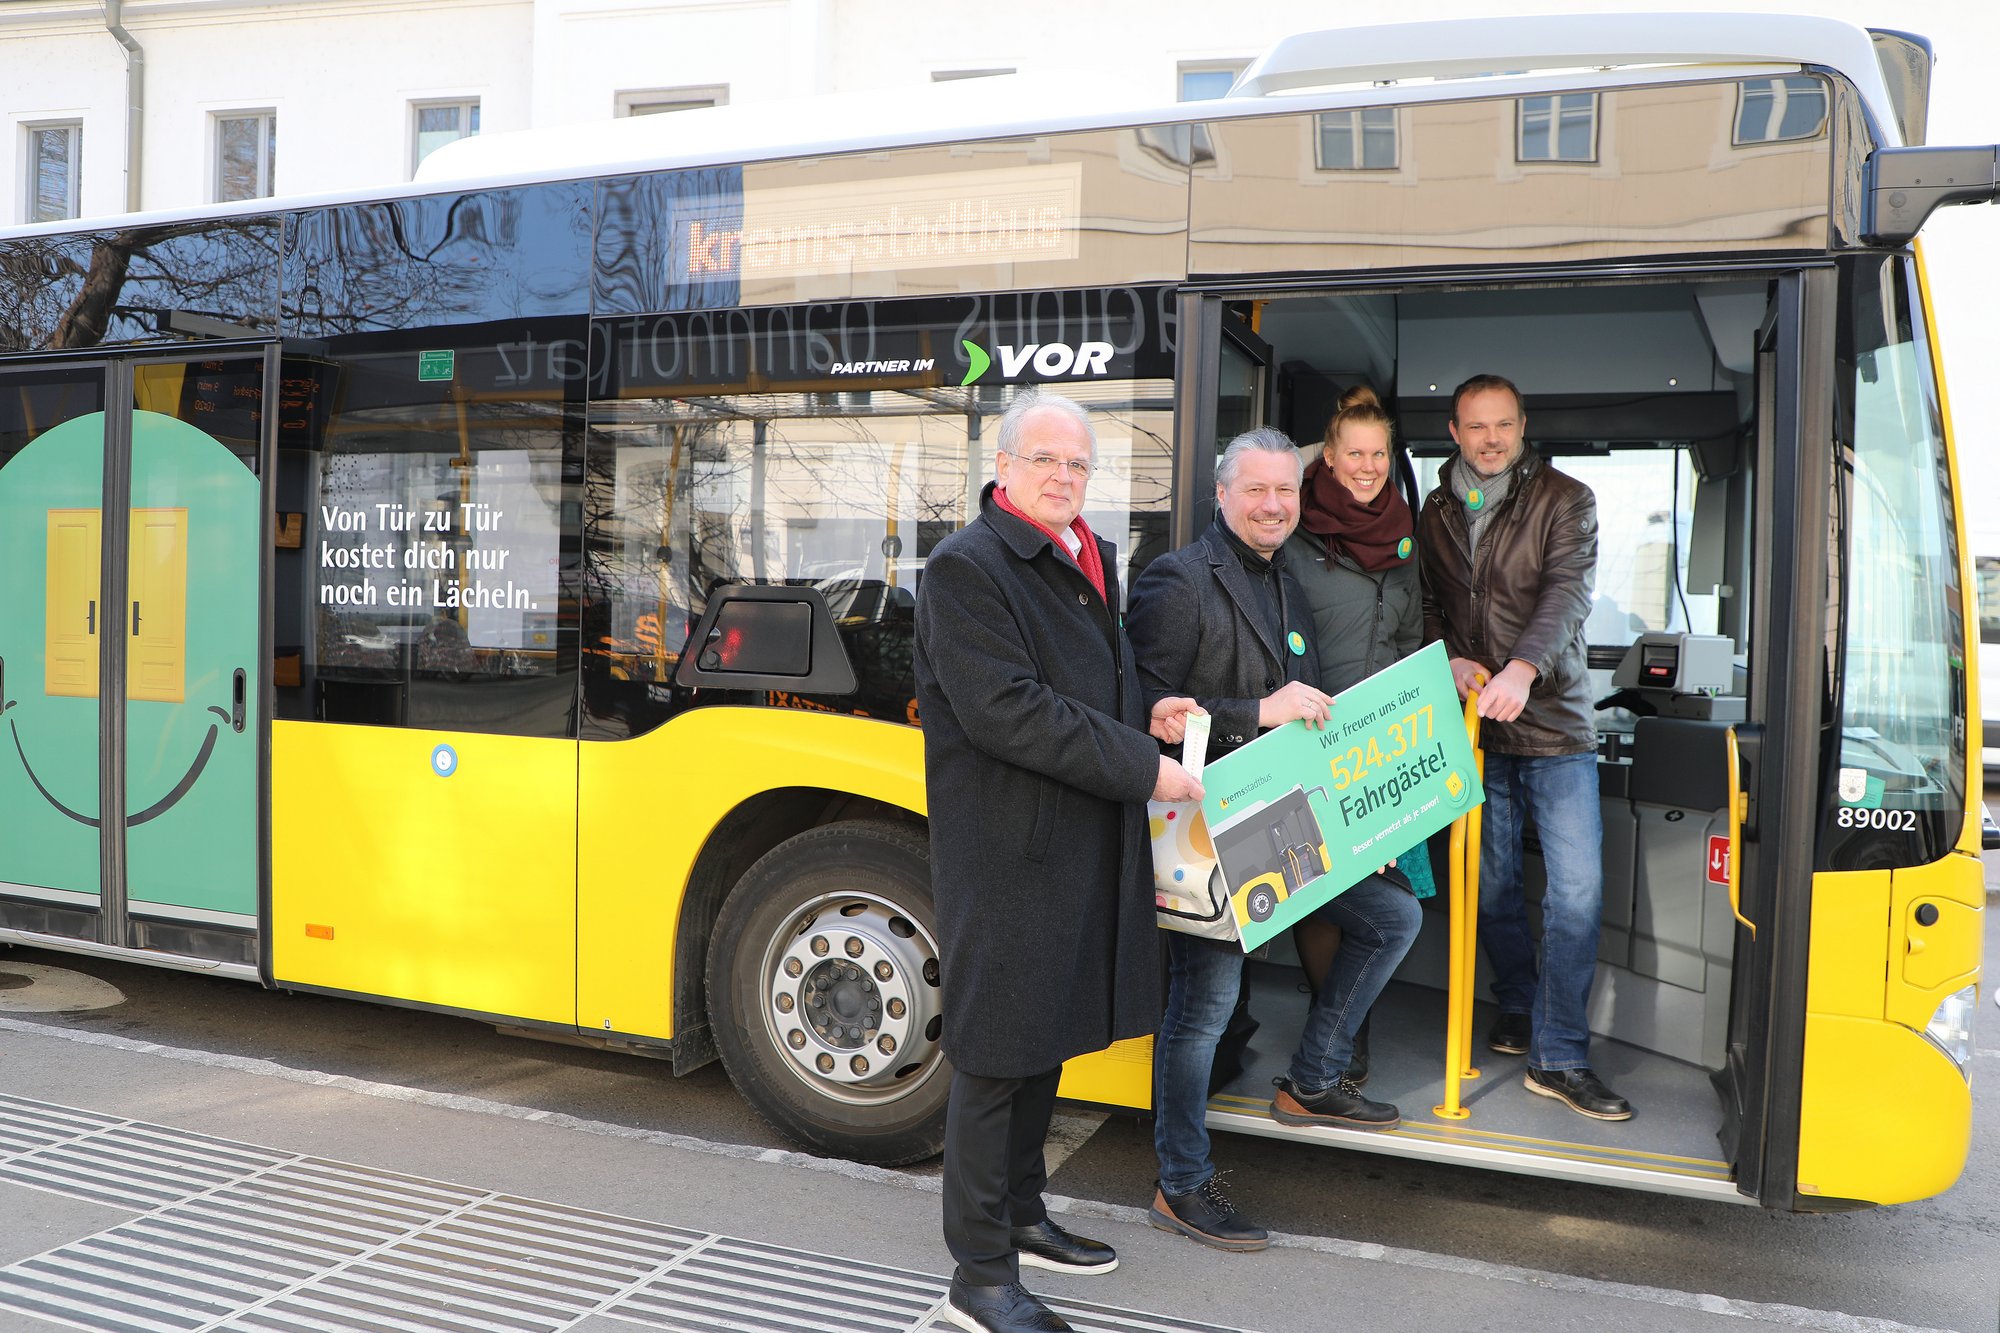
[943,1277,1073,1333]
[1148,1175,1269,1252]
[1270,1075,1399,1130]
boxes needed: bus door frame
[1724,264,1837,1209]
[1176,292,1277,544]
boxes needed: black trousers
[941,1065,1061,1285]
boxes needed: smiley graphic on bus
[0,409,258,914]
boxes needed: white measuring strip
[0,1014,1959,1333]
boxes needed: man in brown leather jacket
[1417,374,1632,1122]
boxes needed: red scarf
[992,486,1107,602]
[1298,455,1414,574]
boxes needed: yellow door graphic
[127,508,188,704]
[42,507,187,703]
[44,508,101,698]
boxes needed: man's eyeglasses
[1004,450,1093,480]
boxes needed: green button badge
[1288,631,1306,656]
[1466,487,1484,511]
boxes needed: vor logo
[959,338,1115,386]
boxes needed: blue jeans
[1478,750,1604,1070]
[1153,874,1421,1195]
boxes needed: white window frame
[212,109,276,203]
[1517,93,1599,163]
[1314,107,1400,171]
[616,85,729,117]
[410,98,480,176]
[22,119,82,224]
[1177,60,1248,103]
[1733,76,1827,145]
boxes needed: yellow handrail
[1435,688,1485,1120]
[1460,721,1486,1078]
[1725,726,1756,938]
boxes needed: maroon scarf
[992,486,1108,602]
[1298,455,1414,573]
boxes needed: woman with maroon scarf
[1282,385,1428,1080]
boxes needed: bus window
[271,320,585,739]
[1821,256,1967,868]
[582,289,1177,739]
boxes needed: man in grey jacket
[1128,427,1421,1252]
[1417,373,1631,1121]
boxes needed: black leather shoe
[1270,1075,1399,1130]
[943,1278,1073,1333]
[1009,1218,1116,1275]
[1487,1012,1531,1055]
[1524,1066,1634,1121]
[1148,1176,1269,1252]
[1347,1012,1372,1086]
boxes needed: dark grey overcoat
[913,483,1162,1079]
[1126,520,1320,759]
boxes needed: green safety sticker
[418,349,456,382]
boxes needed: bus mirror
[1864,145,2000,246]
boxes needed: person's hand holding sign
[1260,679,1333,730]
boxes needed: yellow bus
[0,12,1988,1209]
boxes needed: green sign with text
[1200,641,1485,952]
[417,349,456,382]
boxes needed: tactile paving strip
[0,1095,1256,1333]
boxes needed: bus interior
[1206,274,1774,1192]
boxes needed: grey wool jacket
[1282,529,1423,698]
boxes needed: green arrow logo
[960,339,991,386]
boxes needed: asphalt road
[0,851,1994,1332]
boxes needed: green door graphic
[124,407,259,918]
[0,358,263,940]
[0,411,105,898]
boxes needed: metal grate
[0,1097,1258,1333]
[612,1236,947,1333]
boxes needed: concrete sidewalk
[0,1019,1830,1333]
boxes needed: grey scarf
[1450,455,1520,560]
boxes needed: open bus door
[0,349,273,977]
[1176,270,1836,1204]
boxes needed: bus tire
[706,819,949,1166]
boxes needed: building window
[617,86,728,116]
[411,99,479,173]
[1316,108,1399,170]
[214,111,276,202]
[1518,93,1598,163]
[1178,62,1246,102]
[23,121,81,223]
[931,68,1015,82]
[1735,76,1827,144]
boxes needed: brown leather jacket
[1418,449,1597,756]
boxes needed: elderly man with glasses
[914,388,1204,1333]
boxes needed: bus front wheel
[706,819,949,1165]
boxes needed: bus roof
[417,11,1906,188]
[0,11,1907,242]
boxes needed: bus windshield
[1829,256,1967,855]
